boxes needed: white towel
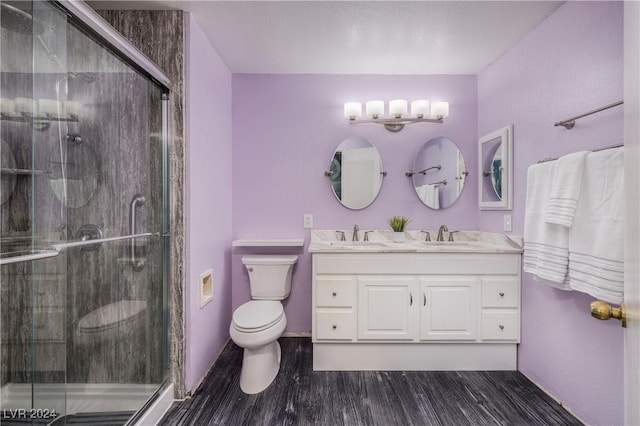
[523,161,571,289]
[418,184,439,209]
[545,151,589,227]
[569,148,624,304]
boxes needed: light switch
[304,214,313,228]
[503,214,512,232]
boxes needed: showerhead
[1,3,44,35]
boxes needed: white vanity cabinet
[311,252,521,371]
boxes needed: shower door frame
[56,1,171,90]
[50,0,173,418]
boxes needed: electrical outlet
[304,214,313,228]
[503,214,512,232]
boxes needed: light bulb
[389,99,408,118]
[343,102,362,120]
[431,101,449,119]
[410,100,430,118]
[365,100,384,119]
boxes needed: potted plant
[388,216,410,242]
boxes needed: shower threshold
[1,383,158,423]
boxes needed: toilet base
[239,340,282,394]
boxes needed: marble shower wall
[1,3,166,386]
[97,10,187,398]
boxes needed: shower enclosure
[1,1,170,424]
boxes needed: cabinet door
[420,277,478,341]
[357,277,417,340]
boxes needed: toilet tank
[242,255,298,300]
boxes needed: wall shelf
[232,239,304,247]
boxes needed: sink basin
[424,241,476,246]
[416,241,480,247]
[329,241,388,247]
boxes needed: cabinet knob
[499,292,505,297]
[332,325,337,330]
[332,292,337,297]
[499,325,505,330]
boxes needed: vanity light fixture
[344,99,449,132]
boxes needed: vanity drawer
[481,278,519,308]
[316,310,355,340]
[316,276,356,307]
[481,311,519,341]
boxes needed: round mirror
[411,136,466,210]
[490,147,503,199]
[328,137,384,210]
[481,138,503,202]
[48,140,98,208]
[1,139,17,205]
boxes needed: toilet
[229,255,297,394]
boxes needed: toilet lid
[79,300,147,333]
[233,301,284,332]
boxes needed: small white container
[393,232,406,243]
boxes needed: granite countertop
[308,230,523,254]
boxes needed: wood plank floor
[160,338,582,426]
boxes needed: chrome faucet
[352,224,359,241]
[436,224,448,242]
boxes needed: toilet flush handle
[247,267,253,272]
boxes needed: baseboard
[282,332,312,337]
[314,343,517,371]
[519,371,587,425]
[187,338,232,397]
[133,383,174,426]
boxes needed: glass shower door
[1,1,169,423]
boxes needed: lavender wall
[232,74,477,332]
[477,2,623,424]
[185,14,233,392]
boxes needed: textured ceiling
[88,1,565,74]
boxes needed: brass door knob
[590,301,627,328]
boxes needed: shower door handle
[129,194,146,269]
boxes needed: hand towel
[545,151,589,227]
[424,184,439,210]
[523,161,571,288]
[417,184,439,209]
[569,147,624,304]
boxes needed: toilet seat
[232,301,284,333]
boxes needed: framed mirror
[408,136,467,210]
[326,136,385,210]
[479,125,513,210]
